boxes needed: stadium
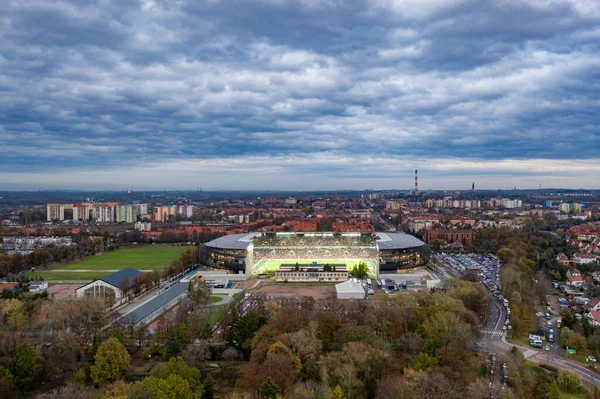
[199,232,430,277]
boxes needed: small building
[28,281,48,293]
[556,252,570,266]
[588,311,600,327]
[588,298,600,312]
[335,279,365,300]
[567,269,584,287]
[75,268,142,302]
[573,253,597,265]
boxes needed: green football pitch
[252,259,377,275]
[25,245,195,284]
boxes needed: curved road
[481,294,600,388]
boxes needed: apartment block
[46,204,65,222]
[116,205,137,223]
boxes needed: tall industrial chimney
[415,169,419,195]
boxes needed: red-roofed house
[567,268,584,287]
[573,253,597,265]
[588,310,600,327]
[588,298,600,312]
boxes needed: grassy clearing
[51,246,195,271]
[210,295,225,303]
[25,245,195,284]
[26,271,113,285]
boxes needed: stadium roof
[120,282,189,325]
[100,267,142,288]
[204,231,426,251]
[203,232,260,250]
[376,232,426,250]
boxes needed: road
[482,293,600,388]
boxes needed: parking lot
[434,253,510,332]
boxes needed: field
[252,259,378,274]
[25,245,195,285]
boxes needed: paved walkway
[48,269,157,272]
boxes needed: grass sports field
[252,259,378,275]
[25,246,195,285]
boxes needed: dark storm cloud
[0,0,599,189]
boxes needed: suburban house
[573,253,597,265]
[556,252,570,266]
[566,268,584,287]
[588,298,600,312]
[588,310,600,327]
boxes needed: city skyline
[1,1,599,190]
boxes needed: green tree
[549,380,560,399]
[412,352,439,371]
[10,344,41,392]
[21,297,41,330]
[203,375,214,399]
[557,370,581,393]
[562,309,576,329]
[150,357,201,392]
[350,261,369,279]
[130,375,193,399]
[91,337,131,385]
[187,279,212,310]
[259,378,280,399]
[164,325,191,359]
[497,247,516,263]
[327,385,346,399]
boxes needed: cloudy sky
[1,0,599,190]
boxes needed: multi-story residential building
[176,204,194,219]
[153,205,176,222]
[386,201,403,211]
[93,205,116,223]
[46,204,65,222]
[560,202,572,213]
[116,205,137,223]
[72,203,90,221]
[134,203,149,216]
[407,217,440,232]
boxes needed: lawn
[53,246,195,271]
[26,271,111,285]
[25,245,195,284]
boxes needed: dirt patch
[254,283,335,300]
[47,284,79,298]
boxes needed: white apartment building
[176,204,194,219]
[46,204,65,222]
[116,205,137,223]
[93,206,116,223]
[134,203,149,216]
[72,204,90,221]
[153,205,176,222]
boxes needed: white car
[588,356,597,363]
[545,345,551,351]
[502,325,507,331]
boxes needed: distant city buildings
[423,197,522,209]
[45,202,196,223]
[2,236,73,255]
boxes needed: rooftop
[100,267,142,288]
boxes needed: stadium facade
[199,232,430,277]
